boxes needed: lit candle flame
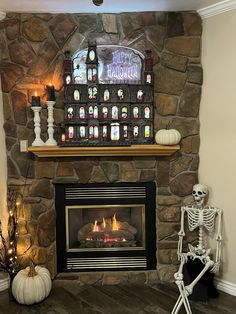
[34,91,37,96]
[49,82,52,86]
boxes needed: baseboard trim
[215,278,236,296]
[0,274,10,292]
[198,0,236,19]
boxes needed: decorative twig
[0,189,22,275]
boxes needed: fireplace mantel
[28,144,180,158]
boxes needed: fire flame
[112,213,119,231]
[92,213,119,232]
[93,220,99,232]
[34,91,37,96]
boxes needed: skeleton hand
[177,252,188,264]
[210,262,220,274]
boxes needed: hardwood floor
[0,281,235,314]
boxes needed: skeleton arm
[211,208,223,273]
[177,206,187,259]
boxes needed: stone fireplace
[0,11,201,281]
[55,182,156,272]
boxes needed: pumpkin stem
[28,261,38,277]
[166,121,171,130]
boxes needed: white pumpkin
[12,264,52,305]
[155,128,181,145]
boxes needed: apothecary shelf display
[59,43,154,146]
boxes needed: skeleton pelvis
[188,244,211,258]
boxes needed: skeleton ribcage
[187,208,216,232]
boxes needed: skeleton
[171,184,223,314]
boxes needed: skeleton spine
[198,226,204,251]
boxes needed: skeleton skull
[192,184,208,206]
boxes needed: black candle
[46,83,55,101]
[32,92,41,106]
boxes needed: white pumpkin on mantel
[155,129,181,145]
[12,264,52,305]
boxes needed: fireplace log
[77,221,137,248]
[119,221,137,234]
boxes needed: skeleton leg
[185,259,214,295]
[172,259,214,314]
[172,295,182,314]
[172,254,192,314]
[172,279,192,314]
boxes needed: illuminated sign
[73,45,143,84]
[106,51,139,81]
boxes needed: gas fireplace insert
[55,182,156,272]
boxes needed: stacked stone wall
[0,12,202,279]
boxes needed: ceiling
[0,0,225,14]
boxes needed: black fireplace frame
[55,182,156,272]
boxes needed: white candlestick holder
[31,106,45,146]
[45,101,57,146]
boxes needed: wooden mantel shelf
[28,144,180,158]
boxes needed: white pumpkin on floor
[12,264,52,305]
[155,128,181,145]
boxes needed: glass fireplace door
[66,204,145,252]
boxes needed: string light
[0,189,21,275]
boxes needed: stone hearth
[0,11,201,279]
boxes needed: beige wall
[200,10,236,284]
[0,78,8,236]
